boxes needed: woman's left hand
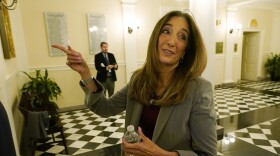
[122,127,178,156]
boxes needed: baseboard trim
[215,82,236,88]
[58,105,86,113]
[257,76,270,81]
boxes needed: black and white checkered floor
[236,81,280,93]
[214,87,280,119]
[34,80,280,156]
[35,111,126,155]
[228,118,280,155]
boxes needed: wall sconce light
[0,0,18,10]
[127,19,141,34]
[229,23,242,34]
[128,26,140,34]
[128,26,133,34]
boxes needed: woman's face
[157,16,189,67]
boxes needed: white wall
[270,10,280,52]
[234,8,274,80]
[214,7,277,84]
[19,0,126,108]
[136,0,188,61]
[0,5,24,156]
[215,2,227,85]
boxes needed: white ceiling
[218,0,280,10]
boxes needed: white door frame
[240,27,264,80]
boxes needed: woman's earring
[180,56,184,64]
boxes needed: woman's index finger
[51,44,70,54]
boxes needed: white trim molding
[29,61,126,71]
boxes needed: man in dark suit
[94,42,118,97]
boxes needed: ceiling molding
[218,0,280,10]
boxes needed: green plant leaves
[21,69,62,112]
[265,53,280,81]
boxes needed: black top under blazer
[94,52,118,82]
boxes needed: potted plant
[21,69,62,121]
[264,53,280,81]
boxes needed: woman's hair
[128,10,207,106]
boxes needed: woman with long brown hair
[53,10,217,156]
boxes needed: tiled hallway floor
[228,118,280,154]
[35,80,280,156]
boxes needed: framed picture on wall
[0,7,16,59]
[216,42,223,54]
[44,12,68,56]
[87,13,107,55]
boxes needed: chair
[19,93,68,155]
[47,113,68,151]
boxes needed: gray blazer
[81,77,217,156]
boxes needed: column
[189,0,216,85]
[224,7,237,83]
[270,10,280,52]
[121,0,138,82]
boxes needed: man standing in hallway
[94,42,118,97]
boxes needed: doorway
[241,31,261,81]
